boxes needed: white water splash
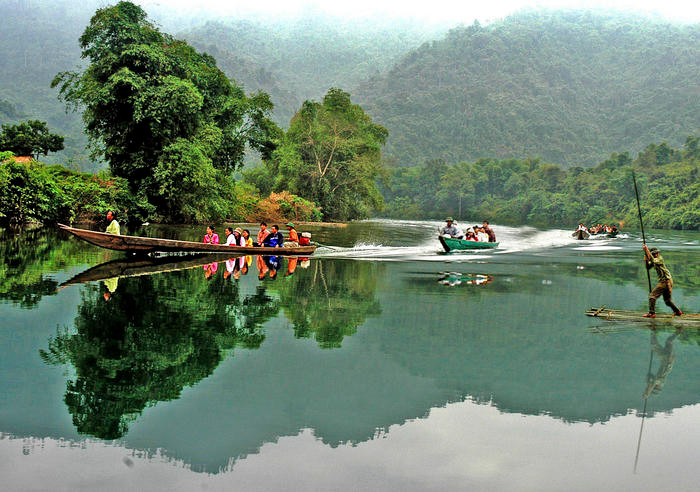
[314,220,594,261]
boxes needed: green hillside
[356,11,700,167]
[0,0,95,168]
[180,18,440,126]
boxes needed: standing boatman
[642,244,683,318]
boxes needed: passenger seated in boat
[105,211,120,235]
[284,222,299,247]
[255,222,270,246]
[242,229,253,247]
[475,226,489,242]
[441,217,462,238]
[482,221,496,242]
[203,226,219,244]
[225,227,245,246]
[263,225,284,247]
[224,227,235,246]
[576,223,587,232]
[464,227,479,241]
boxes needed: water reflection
[37,254,382,439]
[643,330,679,398]
[0,228,97,307]
[438,272,494,287]
[274,260,381,348]
[40,271,279,439]
[1,224,698,479]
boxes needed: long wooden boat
[58,224,317,255]
[572,229,590,240]
[438,235,499,252]
[585,306,700,327]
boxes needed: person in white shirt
[225,227,237,246]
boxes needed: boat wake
[314,220,601,261]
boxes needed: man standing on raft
[642,244,683,318]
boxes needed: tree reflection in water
[40,271,278,439]
[38,256,383,439]
[273,260,381,348]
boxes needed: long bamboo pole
[632,171,652,293]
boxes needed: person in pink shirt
[256,222,270,246]
[203,226,219,244]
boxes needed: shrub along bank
[0,152,320,227]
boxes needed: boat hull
[58,224,317,255]
[438,235,499,252]
[572,229,590,240]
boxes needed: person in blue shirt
[263,225,284,247]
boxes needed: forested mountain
[1,1,699,183]
[356,11,700,167]
[0,0,96,168]
[180,18,440,125]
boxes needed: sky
[139,0,700,24]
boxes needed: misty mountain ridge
[356,10,700,166]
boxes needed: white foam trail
[314,219,592,261]
[318,239,442,260]
[573,245,622,251]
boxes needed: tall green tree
[260,88,388,221]
[0,120,64,160]
[52,1,279,221]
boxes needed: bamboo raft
[58,224,317,255]
[585,306,700,327]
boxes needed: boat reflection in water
[60,253,313,290]
[438,272,494,287]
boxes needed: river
[1,220,698,491]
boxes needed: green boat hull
[438,236,499,252]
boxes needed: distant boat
[438,235,499,252]
[59,224,317,255]
[572,229,590,240]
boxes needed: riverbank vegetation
[380,136,700,230]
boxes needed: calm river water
[1,220,698,491]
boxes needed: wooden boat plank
[59,224,317,255]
